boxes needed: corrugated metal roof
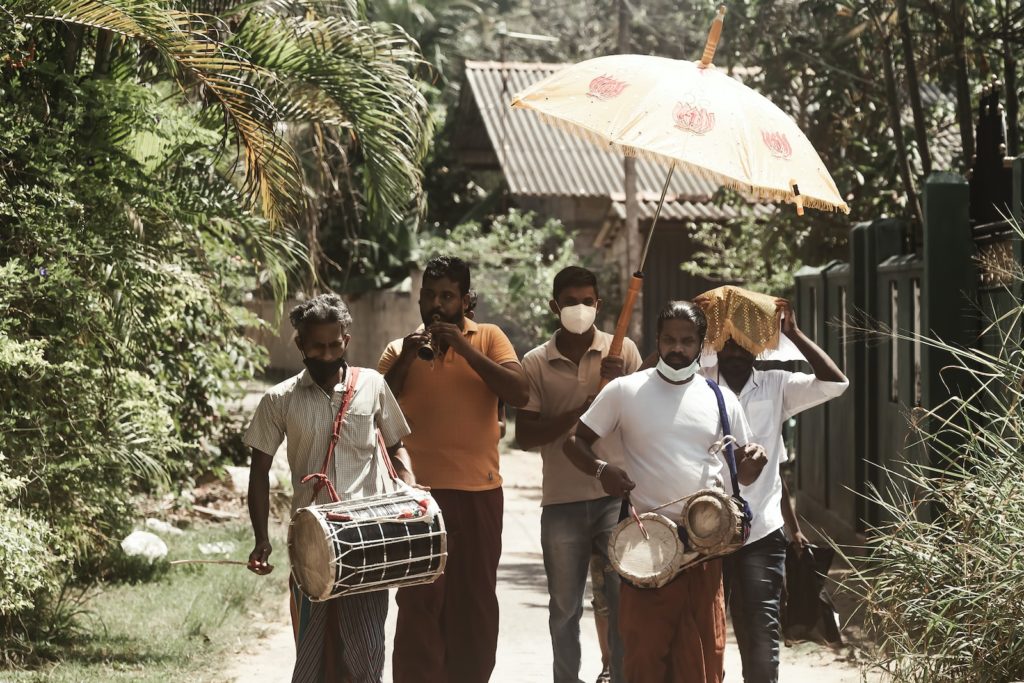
[464,61,719,200]
[608,200,776,222]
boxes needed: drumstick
[627,501,650,541]
[169,559,250,566]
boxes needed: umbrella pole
[604,164,677,376]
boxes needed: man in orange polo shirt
[379,255,529,683]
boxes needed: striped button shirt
[243,366,411,513]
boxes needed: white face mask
[656,356,700,383]
[558,303,597,335]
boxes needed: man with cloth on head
[564,300,768,683]
[516,266,642,683]
[694,285,849,683]
[379,255,529,683]
[244,294,417,683]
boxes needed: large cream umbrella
[510,6,849,367]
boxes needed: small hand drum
[681,488,745,557]
[608,513,699,589]
[288,488,447,601]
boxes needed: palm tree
[12,0,431,236]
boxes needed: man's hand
[399,330,431,360]
[790,530,811,556]
[428,321,471,356]
[735,443,768,486]
[599,464,636,498]
[600,355,626,381]
[776,298,798,337]
[247,539,274,575]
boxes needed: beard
[422,308,463,327]
[660,352,695,370]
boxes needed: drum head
[683,489,739,552]
[608,513,684,589]
[288,508,333,601]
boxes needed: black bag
[781,544,843,645]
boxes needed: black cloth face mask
[303,356,347,386]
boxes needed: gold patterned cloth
[696,286,780,355]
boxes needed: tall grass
[843,226,1024,683]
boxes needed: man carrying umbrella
[563,300,768,683]
[516,266,643,683]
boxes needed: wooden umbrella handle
[601,272,645,389]
[699,5,727,69]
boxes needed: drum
[288,488,447,601]
[681,488,745,557]
[608,512,699,589]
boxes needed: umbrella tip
[699,5,728,69]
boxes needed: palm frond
[232,7,431,227]
[17,0,303,226]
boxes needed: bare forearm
[383,354,415,397]
[516,409,583,450]
[463,348,528,406]
[785,328,846,383]
[387,443,415,484]
[248,467,271,543]
[563,432,603,476]
[780,477,801,535]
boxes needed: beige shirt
[521,329,642,506]
[243,367,411,513]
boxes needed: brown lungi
[618,559,726,683]
[393,487,503,683]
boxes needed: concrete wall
[246,270,423,376]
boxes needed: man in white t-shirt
[697,295,848,683]
[563,301,768,683]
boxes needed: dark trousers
[723,528,788,683]
[393,487,503,683]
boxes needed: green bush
[0,30,300,653]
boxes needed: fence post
[849,219,904,531]
[921,173,974,464]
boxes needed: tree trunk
[94,30,114,76]
[61,24,84,74]
[1002,0,1019,155]
[872,5,924,236]
[897,0,931,176]
[950,0,975,170]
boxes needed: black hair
[423,255,471,296]
[552,266,599,300]
[466,289,478,312]
[656,300,707,342]
[289,294,353,336]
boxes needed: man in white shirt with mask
[563,300,768,683]
[696,292,849,683]
[518,266,642,683]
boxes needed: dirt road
[224,448,873,682]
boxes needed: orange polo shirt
[378,319,520,491]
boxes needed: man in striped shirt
[244,294,417,683]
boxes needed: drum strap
[705,378,754,543]
[301,367,361,505]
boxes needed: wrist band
[594,460,608,479]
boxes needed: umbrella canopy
[511,53,849,215]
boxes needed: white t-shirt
[580,369,753,523]
[704,365,849,544]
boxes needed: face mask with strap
[300,367,399,507]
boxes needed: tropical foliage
[0,0,429,659]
